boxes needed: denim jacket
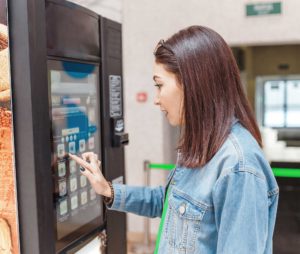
[109,122,279,254]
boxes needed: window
[263,80,300,128]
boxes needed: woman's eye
[154,83,162,89]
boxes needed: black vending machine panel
[49,59,103,252]
[9,0,127,253]
[100,17,128,254]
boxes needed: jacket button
[179,204,186,215]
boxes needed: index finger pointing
[69,153,93,173]
[80,153,98,173]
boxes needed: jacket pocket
[165,188,206,253]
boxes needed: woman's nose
[154,96,160,105]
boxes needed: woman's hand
[69,152,112,198]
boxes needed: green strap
[154,187,171,254]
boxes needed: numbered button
[59,199,68,216]
[70,194,78,210]
[58,179,67,196]
[88,137,95,150]
[58,162,66,177]
[81,191,88,205]
[79,139,86,152]
[80,175,87,188]
[57,144,65,158]
[69,176,78,192]
[69,159,77,174]
[68,141,76,154]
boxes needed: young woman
[70,26,279,254]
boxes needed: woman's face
[153,62,184,126]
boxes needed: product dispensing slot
[111,117,129,147]
[108,74,128,147]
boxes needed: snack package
[0,18,19,254]
[0,23,9,103]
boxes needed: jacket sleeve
[212,170,269,254]
[107,184,165,218]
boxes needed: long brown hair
[154,26,262,168]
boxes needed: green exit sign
[246,2,281,16]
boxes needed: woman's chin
[168,118,181,126]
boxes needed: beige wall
[253,45,300,75]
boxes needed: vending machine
[9,0,127,253]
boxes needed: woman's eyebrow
[153,75,161,81]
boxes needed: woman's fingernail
[80,166,85,172]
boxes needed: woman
[70,26,279,254]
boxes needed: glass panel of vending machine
[48,59,103,252]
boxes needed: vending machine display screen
[48,60,103,250]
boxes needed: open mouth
[162,110,168,117]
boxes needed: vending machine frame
[8,0,127,253]
[9,0,55,253]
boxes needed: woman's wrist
[103,181,114,206]
[103,181,112,198]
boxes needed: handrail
[147,163,300,178]
[272,168,300,178]
[148,163,175,170]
